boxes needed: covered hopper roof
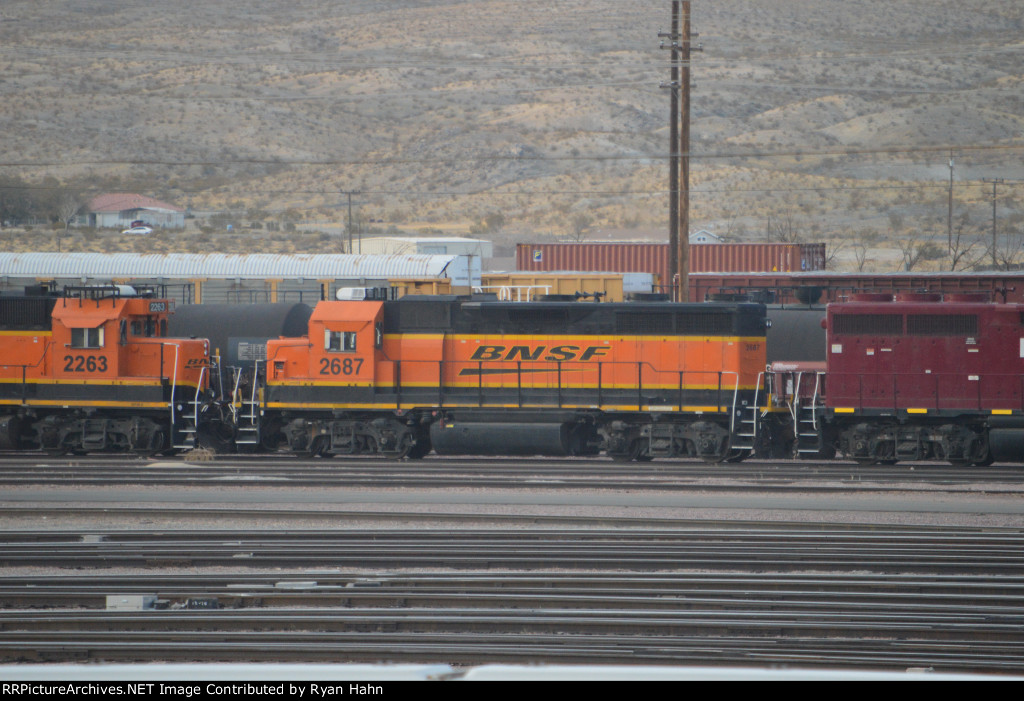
[0,253,460,280]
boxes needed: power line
[3,141,1024,169]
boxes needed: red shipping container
[516,243,826,286]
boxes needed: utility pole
[679,1,696,302]
[982,178,1003,268]
[659,3,681,299]
[947,151,954,253]
[660,1,699,301]
[343,191,361,254]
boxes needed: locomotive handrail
[160,342,180,426]
[6,339,54,401]
[229,366,243,423]
[721,371,741,434]
[751,370,765,441]
[192,363,208,436]
[248,360,262,423]
[396,358,749,413]
[810,370,824,430]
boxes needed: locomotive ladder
[172,364,208,451]
[232,360,262,449]
[730,372,763,453]
[794,371,826,456]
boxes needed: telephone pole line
[947,151,954,252]
[660,1,699,301]
[982,178,1004,268]
[659,3,681,299]
[342,190,361,254]
[678,1,697,302]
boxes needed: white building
[689,230,724,244]
[81,193,186,230]
[356,236,492,258]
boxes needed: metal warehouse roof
[0,253,460,280]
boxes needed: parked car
[122,226,153,235]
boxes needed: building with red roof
[83,193,186,230]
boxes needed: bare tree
[851,229,879,272]
[567,213,593,242]
[991,222,1024,271]
[766,213,804,243]
[946,216,985,271]
[823,238,847,270]
[56,191,86,233]
[897,234,945,272]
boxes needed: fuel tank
[429,421,595,456]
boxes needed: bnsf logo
[469,345,608,362]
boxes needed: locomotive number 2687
[319,357,363,375]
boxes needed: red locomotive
[764,292,1024,465]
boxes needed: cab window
[325,330,357,353]
[71,326,104,349]
[130,317,159,337]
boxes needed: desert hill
[1,0,1022,270]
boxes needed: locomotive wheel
[948,437,994,467]
[609,439,644,462]
[382,432,415,460]
[300,436,330,458]
[143,430,166,457]
[972,445,995,467]
[697,441,731,463]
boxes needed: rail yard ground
[1,455,1023,675]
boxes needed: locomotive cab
[0,286,210,454]
[309,301,383,383]
[267,300,384,385]
[51,291,208,391]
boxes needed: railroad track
[3,526,1024,573]
[0,454,1022,490]
[4,455,1023,674]
[2,523,1024,673]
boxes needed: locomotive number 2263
[63,355,108,372]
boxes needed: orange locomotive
[257,293,768,461]
[0,285,211,454]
